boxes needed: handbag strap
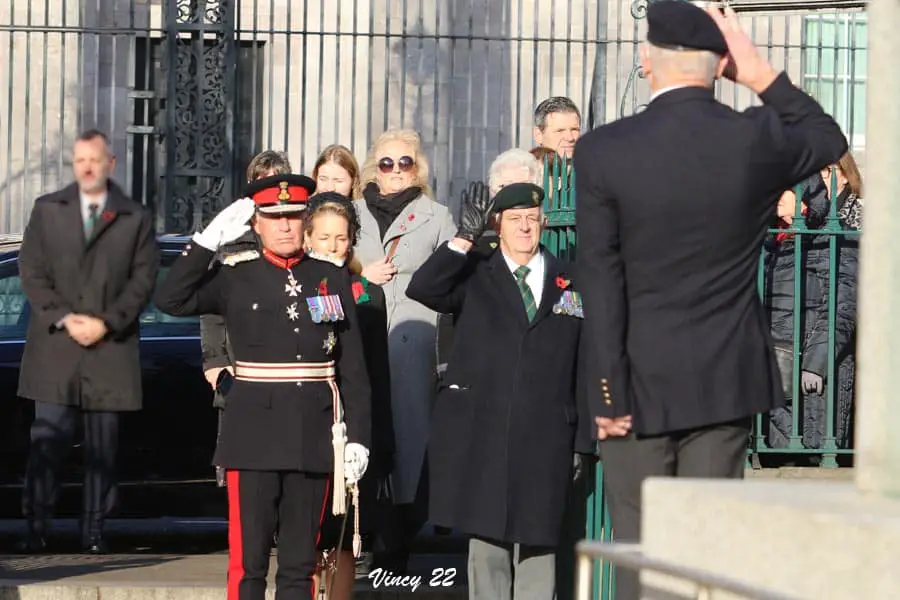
[385,237,401,262]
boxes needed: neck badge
[285,271,302,297]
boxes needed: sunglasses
[377,155,416,174]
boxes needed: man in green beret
[407,182,592,600]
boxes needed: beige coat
[353,194,456,504]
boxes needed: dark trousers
[600,419,750,600]
[226,469,329,600]
[373,455,430,572]
[22,401,119,536]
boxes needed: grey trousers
[468,537,556,600]
[599,418,751,600]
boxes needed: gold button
[601,378,609,384]
[605,398,612,405]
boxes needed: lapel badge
[322,331,337,355]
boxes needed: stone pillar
[854,0,900,499]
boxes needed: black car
[0,234,221,517]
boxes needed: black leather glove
[455,181,494,243]
[573,453,584,482]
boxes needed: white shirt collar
[649,84,690,102]
[80,192,107,221]
[501,249,546,309]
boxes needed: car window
[0,268,28,339]
[0,249,200,340]
[139,265,198,326]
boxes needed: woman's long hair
[360,128,433,198]
[312,144,363,200]
[836,151,863,198]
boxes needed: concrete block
[641,478,900,599]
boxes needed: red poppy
[408,213,415,221]
[318,278,328,296]
[101,210,116,222]
[556,275,570,290]
[351,281,364,302]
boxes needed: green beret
[493,182,544,212]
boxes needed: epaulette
[221,249,260,267]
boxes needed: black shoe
[14,530,48,554]
[82,534,109,554]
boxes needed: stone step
[0,553,468,599]
[0,518,469,555]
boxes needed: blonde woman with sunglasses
[354,129,456,572]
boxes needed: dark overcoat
[17,181,159,411]
[574,72,849,436]
[406,243,592,547]
[154,241,371,472]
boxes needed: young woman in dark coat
[305,190,394,599]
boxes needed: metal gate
[0,0,608,234]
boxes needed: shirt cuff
[446,240,469,255]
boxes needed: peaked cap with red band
[244,173,316,215]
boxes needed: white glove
[192,198,256,251]
[343,443,369,485]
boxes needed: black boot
[81,520,109,554]
[82,533,109,554]
[15,520,49,554]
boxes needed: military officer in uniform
[154,174,372,600]
[573,3,848,599]
[407,183,592,600]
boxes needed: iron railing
[574,541,800,600]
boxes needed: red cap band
[251,182,309,206]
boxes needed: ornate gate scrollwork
[618,0,656,119]
[162,0,235,233]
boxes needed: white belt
[233,360,336,383]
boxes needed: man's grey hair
[488,149,541,196]
[76,128,114,157]
[533,97,582,130]
[646,43,720,86]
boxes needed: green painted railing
[539,155,858,599]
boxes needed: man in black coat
[573,3,848,599]
[16,129,159,553]
[407,182,592,600]
[154,175,371,600]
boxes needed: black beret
[493,182,545,212]
[307,191,361,246]
[647,0,728,57]
[244,173,316,214]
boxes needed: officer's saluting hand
[191,197,257,252]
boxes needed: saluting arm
[153,243,225,317]
[753,72,849,188]
[574,145,631,420]
[405,241,478,315]
[18,202,75,330]
[335,268,372,449]
[99,209,160,334]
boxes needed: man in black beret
[407,182,593,600]
[574,3,847,598]
[154,174,372,600]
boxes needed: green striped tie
[85,204,100,240]
[513,266,537,322]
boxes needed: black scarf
[363,182,422,240]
